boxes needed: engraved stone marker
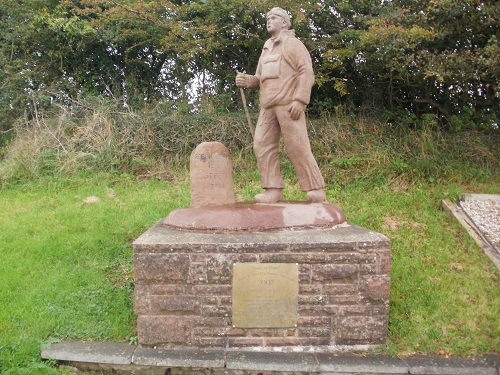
[233,263,298,328]
[190,142,235,208]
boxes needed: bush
[0,98,253,184]
[1,97,498,187]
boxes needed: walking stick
[237,71,255,138]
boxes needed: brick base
[133,222,391,349]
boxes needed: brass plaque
[232,263,298,328]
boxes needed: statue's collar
[267,29,296,48]
[271,30,295,43]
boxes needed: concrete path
[41,341,499,374]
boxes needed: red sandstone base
[163,202,346,232]
[133,222,391,349]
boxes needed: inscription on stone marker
[233,263,298,328]
[190,142,235,208]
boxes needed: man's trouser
[253,104,325,192]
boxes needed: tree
[0,1,61,137]
[0,0,498,136]
[322,0,499,128]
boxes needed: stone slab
[485,354,500,367]
[40,341,134,365]
[404,355,497,375]
[316,353,408,374]
[133,347,225,368]
[226,351,319,372]
[134,222,389,252]
[163,202,346,232]
[41,343,500,375]
[190,141,235,208]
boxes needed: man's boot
[254,188,284,204]
[306,188,326,203]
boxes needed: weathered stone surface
[40,342,500,375]
[150,295,201,314]
[151,284,192,295]
[404,355,496,375]
[133,284,150,315]
[316,353,408,374]
[226,351,319,372]
[133,223,391,349]
[41,341,134,365]
[134,253,190,283]
[360,275,391,302]
[188,261,208,284]
[206,253,259,284]
[297,316,331,326]
[378,251,393,274]
[190,142,235,208]
[334,315,389,344]
[260,253,327,263]
[137,316,192,345]
[312,264,359,282]
[134,222,388,252]
[133,347,225,368]
[163,202,346,232]
[206,254,234,284]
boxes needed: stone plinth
[133,222,391,349]
[164,202,346,232]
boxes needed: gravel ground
[459,195,500,250]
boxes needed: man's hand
[288,100,306,121]
[235,72,249,88]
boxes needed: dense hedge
[1,99,498,186]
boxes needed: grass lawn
[0,175,190,374]
[0,171,499,373]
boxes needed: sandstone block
[137,316,192,345]
[134,253,190,283]
[151,284,192,295]
[190,142,235,208]
[334,315,388,345]
[188,262,207,284]
[227,338,264,347]
[206,254,234,284]
[134,284,150,315]
[378,252,393,274]
[192,338,228,348]
[312,264,359,282]
[150,295,201,314]
[297,316,331,327]
[360,275,391,302]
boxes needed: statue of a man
[236,7,326,203]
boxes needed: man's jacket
[247,30,315,109]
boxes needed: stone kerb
[190,142,235,208]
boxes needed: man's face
[266,14,285,34]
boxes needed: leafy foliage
[0,0,498,141]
